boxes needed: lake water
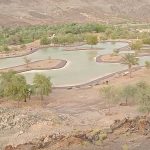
[0,42,149,87]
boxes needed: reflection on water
[87,50,98,61]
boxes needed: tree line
[0,23,107,46]
[100,81,150,115]
[1,23,150,53]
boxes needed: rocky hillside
[0,0,150,26]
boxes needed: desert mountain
[0,0,150,26]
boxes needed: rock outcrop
[4,116,150,150]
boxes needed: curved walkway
[0,41,149,88]
[96,45,130,63]
[96,45,150,64]
[96,55,123,63]
[0,43,85,59]
[0,59,67,73]
[53,66,142,89]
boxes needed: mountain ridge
[0,0,150,26]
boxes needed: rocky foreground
[1,107,150,150]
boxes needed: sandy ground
[109,68,150,86]
[0,68,149,149]
[0,59,66,73]
[0,40,40,58]
[97,54,122,63]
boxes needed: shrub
[40,36,50,45]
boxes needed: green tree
[86,35,98,48]
[0,71,16,97]
[135,81,150,114]
[51,36,59,45]
[100,85,117,114]
[105,28,113,39]
[40,36,50,45]
[7,74,28,104]
[120,85,136,105]
[131,40,143,52]
[138,85,150,114]
[8,34,23,45]
[33,74,52,101]
[122,54,139,78]
[143,37,150,45]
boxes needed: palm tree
[33,74,52,101]
[122,54,139,78]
